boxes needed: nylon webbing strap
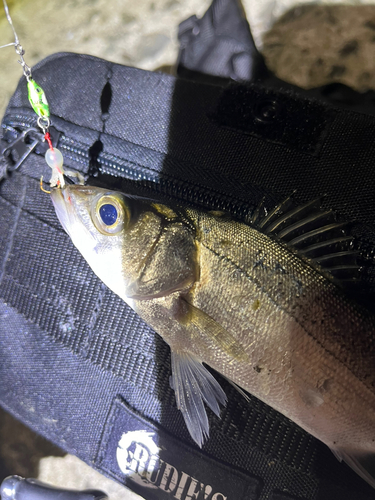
[0,172,167,391]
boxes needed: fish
[51,184,375,488]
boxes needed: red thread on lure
[44,132,53,150]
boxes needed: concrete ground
[2,0,375,115]
[2,0,375,499]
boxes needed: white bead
[45,148,64,169]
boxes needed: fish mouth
[50,187,75,239]
[50,186,98,252]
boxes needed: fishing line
[1,0,32,81]
[1,0,73,189]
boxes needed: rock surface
[262,4,375,90]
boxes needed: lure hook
[40,176,52,194]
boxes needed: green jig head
[27,79,50,118]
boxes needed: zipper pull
[1,127,42,178]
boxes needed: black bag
[1,1,375,499]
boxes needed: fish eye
[99,204,118,226]
[92,193,129,235]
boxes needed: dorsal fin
[298,236,353,256]
[263,197,322,234]
[252,195,361,289]
[257,193,295,229]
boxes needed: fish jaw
[50,186,98,256]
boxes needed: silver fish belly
[51,185,375,488]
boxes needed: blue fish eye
[99,203,118,226]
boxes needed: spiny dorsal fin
[252,195,361,288]
[256,192,295,229]
[263,197,323,234]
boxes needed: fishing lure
[1,0,69,189]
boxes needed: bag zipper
[1,115,258,222]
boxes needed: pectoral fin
[331,448,375,489]
[181,299,249,362]
[171,350,227,447]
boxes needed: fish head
[51,184,130,247]
[50,185,196,302]
[51,185,134,299]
